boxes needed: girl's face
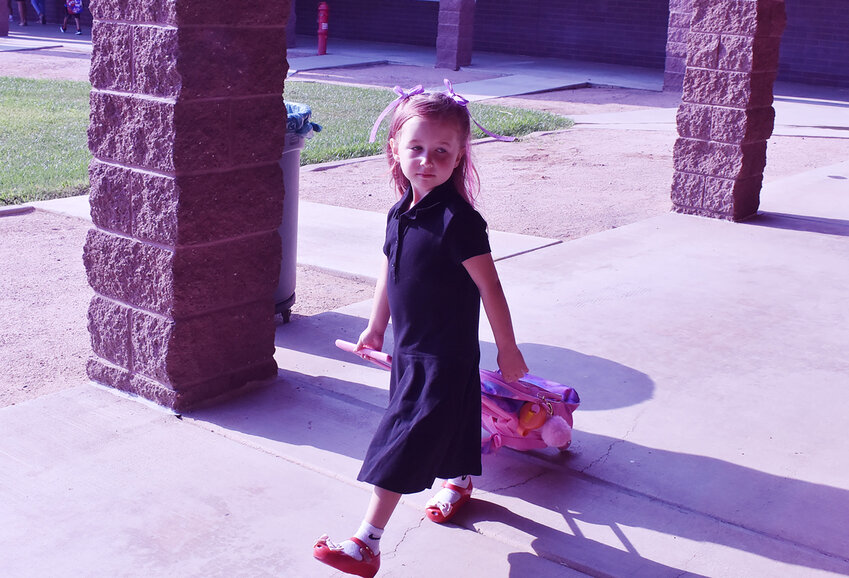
[391,116,464,202]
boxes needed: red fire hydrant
[317,2,329,55]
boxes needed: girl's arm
[357,254,391,353]
[463,253,528,383]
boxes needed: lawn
[1,77,571,205]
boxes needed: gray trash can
[275,102,320,322]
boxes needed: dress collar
[400,182,455,219]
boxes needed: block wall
[779,0,849,87]
[295,0,439,46]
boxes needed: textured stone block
[176,28,287,98]
[173,230,282,317]
[87,357,132,392]
[686,32,720,69]
[229,96,288,166]
[681,68,775,108]
[83,228,136,303]
[171,231,280,317]
[134,26,181,98]
[128,372,179,408]
[673,138,767,180]
[704,175,763,220]
[174,164,284,245]
[169,99,229,171]
[669,10,694,29]
[671,170,705,208]
[163,301,276,385]
[87,296,131,368]
[691,0,786,37]
[131,241,176,313]
[676,103,712,140]
[666,41,688,59]
[132,171,179,245]
[89,22,134,92]
[170,358,278,412]
[89,92,177,172]
[89,160,133,235]
[691,0,759,35]
[90,0,177,25]
[710,106,775,143]
[130,309,172,382]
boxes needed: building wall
[779,0,849,87]
[473,0,669,69]
[295,0,439,46]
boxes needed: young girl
[313,84,528,578]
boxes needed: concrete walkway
[4,31,849,578]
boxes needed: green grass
[286,81,572,165]
[0,77,572,205]
[0,77,92,205]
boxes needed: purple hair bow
[442,79,515,142]
[367,79,516,143]
[368,84,425,143]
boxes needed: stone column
[436,0,475,70]
[671,0,786,221]
[663,0,693,91]
[84,0,290,411]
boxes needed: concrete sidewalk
[5,159,849,576]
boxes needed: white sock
[427,475,471,512]
[339,521,383,560]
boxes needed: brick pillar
[84,0,290,411]
[663,0,694,91]
[436,0,475,70]
[671,0,786,221]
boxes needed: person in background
[59,0,81,34]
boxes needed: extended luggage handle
[335,339,393,371]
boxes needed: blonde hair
[385,92,480,206]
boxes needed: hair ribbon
[442,79,515,142]
[369,84,425,143]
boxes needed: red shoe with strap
[425,479,473,524]
[313,535,380,578]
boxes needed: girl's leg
[363,486,401,529]
[15,0,25,25]
[60,13,67,31]
[73,14,80,33]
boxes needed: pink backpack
[479,370,580,453]
[334,340,580,453]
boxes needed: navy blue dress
[357,182,490,494]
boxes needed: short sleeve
[446,206,490,265]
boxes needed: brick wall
[295,0,439,46]
[779,0,849,87]
[473,0,669,69]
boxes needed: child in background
[59,0,81,35]
[313,83,528,577]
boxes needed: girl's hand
[356,326,385,354]
[498,346,529,383]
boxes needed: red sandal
[425,479,473,524]
[313,535,380,578]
